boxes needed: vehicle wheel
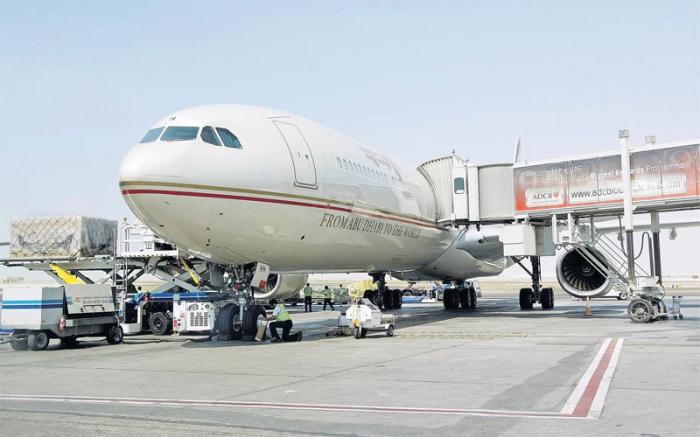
[243,305,267,337]
[60,336,78,348]
[628,299,653,323]
[401,290,413,297]
[28,331,50,351]
[354,326,362,339]
[106,325,123,344]
[392,289,402,309]
[383,290,394,310]
[10,339,28,351]
[386,324,395,337]
[149,312,171,335]
[519,288,533,310]
[469,286,477,309]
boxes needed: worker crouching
[267,299,302,342]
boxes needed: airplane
[118,104,515,311]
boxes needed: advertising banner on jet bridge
[513,143,700,213]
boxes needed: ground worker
[303,282,313,312]
[267,299,301,342]
[335,284,348,305]
[323,285,334,311]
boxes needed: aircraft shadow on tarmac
[178,296,698,348]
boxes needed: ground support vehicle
[1,284,122,351]
[328,298,396,339]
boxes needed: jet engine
[556,246,612,298]
[255,273,309,300]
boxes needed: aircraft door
[273,120,317,188]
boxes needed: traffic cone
[584,297,592,317]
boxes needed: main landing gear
[364,273,402,311]
[513,256,554,311]
[442,280,477,311]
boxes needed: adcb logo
[525,187,565,207]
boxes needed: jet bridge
[419,135,700,321]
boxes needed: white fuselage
[119,105,506,280]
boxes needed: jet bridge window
[140,127,164,143]
[454,177,465,194]
[161,126,199,141]
[216,128,242,149]
[201,126,222,146]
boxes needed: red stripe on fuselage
[121,188,440,229]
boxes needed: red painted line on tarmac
[571,337,618,417]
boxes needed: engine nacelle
[556,246,612,298]
[255,273,309,300]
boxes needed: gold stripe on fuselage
[119,180,444,229]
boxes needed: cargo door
[273,120,317,188]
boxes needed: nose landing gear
[513,256,554,311]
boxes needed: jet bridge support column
[650,212,662,286]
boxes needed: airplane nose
[119,142,188,182]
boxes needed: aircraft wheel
[28,331,50,351]
[243,305,267,337]
[392,289,402,309]
[519,288,534,310]
[628,299,652,323]
[541,288,554,310]
[468,286,477,309]
[459,288,469,309]
[383,290,394,310]
[231,305,243,340]
[443,290,459,310]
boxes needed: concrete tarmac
[1,293,699,436]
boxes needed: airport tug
[329,298,396,339]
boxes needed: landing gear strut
[513,256,554,311]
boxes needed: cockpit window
[140,127,164,143]
[200,126,222,146]
[216,128,242,149]
[161,126,199,141]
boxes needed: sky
[1,0,699,279]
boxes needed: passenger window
[454,177,465,194]
[161,126,199,141]
[216,128,242,149]
[201,126,221,146]
[140,127,164,143]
